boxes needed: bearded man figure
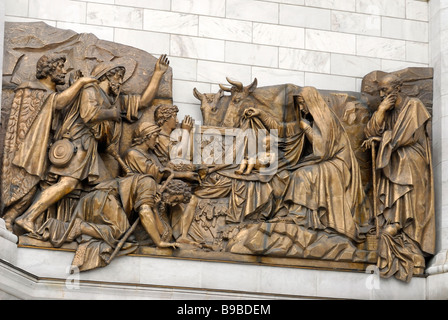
[1,54,97,232]
[363,73,435,281]
[15,55,170,234]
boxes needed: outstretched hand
[155,54,170,75]
[78,77,99,87]
[72,70,98,86]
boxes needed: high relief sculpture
[0,22,435,282]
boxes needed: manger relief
[0,22,435,282]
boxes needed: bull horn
[219,83,232,92]
[226,77,243,91]
[246,78,258,92]
[193,87,203,100]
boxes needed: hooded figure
[283,87,368,242]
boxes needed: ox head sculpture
[193,87,227,126]
[219,77,258,128]
[193,78,259,128]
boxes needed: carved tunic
[123,147,165,183]
[49,84,140,183]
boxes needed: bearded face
[49,60,67,86]
[106,68,125,97]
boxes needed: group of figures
[0,24,435,282]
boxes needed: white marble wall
[3,0,430,121]
[0,0,4,121]
[427,0,448,276]
[4,0,448,299]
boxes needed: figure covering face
[364,74,435,281]
[283,86,368,242]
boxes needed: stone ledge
[0,219,18,264]
[18,235,376,274]
[4,246,428,300]
[0,218,18,244]
[426,250,448,275]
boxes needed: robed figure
[363,74,435,281]
[244,86,368,242]
[282,87,368,242]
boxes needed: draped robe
[2,82,57,211]
[283,87,367,242]
[365,97,435,257]
[49,83,141,183]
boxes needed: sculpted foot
[176,237,202,247]
[15,216,35,234]
[158,241,179,249]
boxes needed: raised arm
[54,77,98,110]
[140,54,170,108]
[365,94,396,138]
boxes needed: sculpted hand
[73,70,83,81]
[155,54,170,75]
[154,192,162,205]
[244,107,261,118]
[378,94,397,112]
[111,107,122,122]
[78,76,99,86]
[299,118,311,131]
[361,136,381,151]
[181,115,194,132]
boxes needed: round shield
[49,139,75,167]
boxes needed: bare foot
[158,241,179,249]
[15,216,35,234]
[235,169,244,175]
[176,237,202,247]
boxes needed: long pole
[371,141,379,239]
[106,170,175,265]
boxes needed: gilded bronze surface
[0,22,435,282]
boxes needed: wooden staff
[106,168,175,265]
[371,140,379,239]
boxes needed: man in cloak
[15,55,170,234]
[1,54,97,231]
[363,73,435,281]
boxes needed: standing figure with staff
[362,73,435,282]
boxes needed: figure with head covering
[2,54,97,232]
[153,104,194,169]
[35,174,192,272]
[124,122,199,246]
[15,55,170,234]
[362,73,435,281]
[245,86,368,243]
